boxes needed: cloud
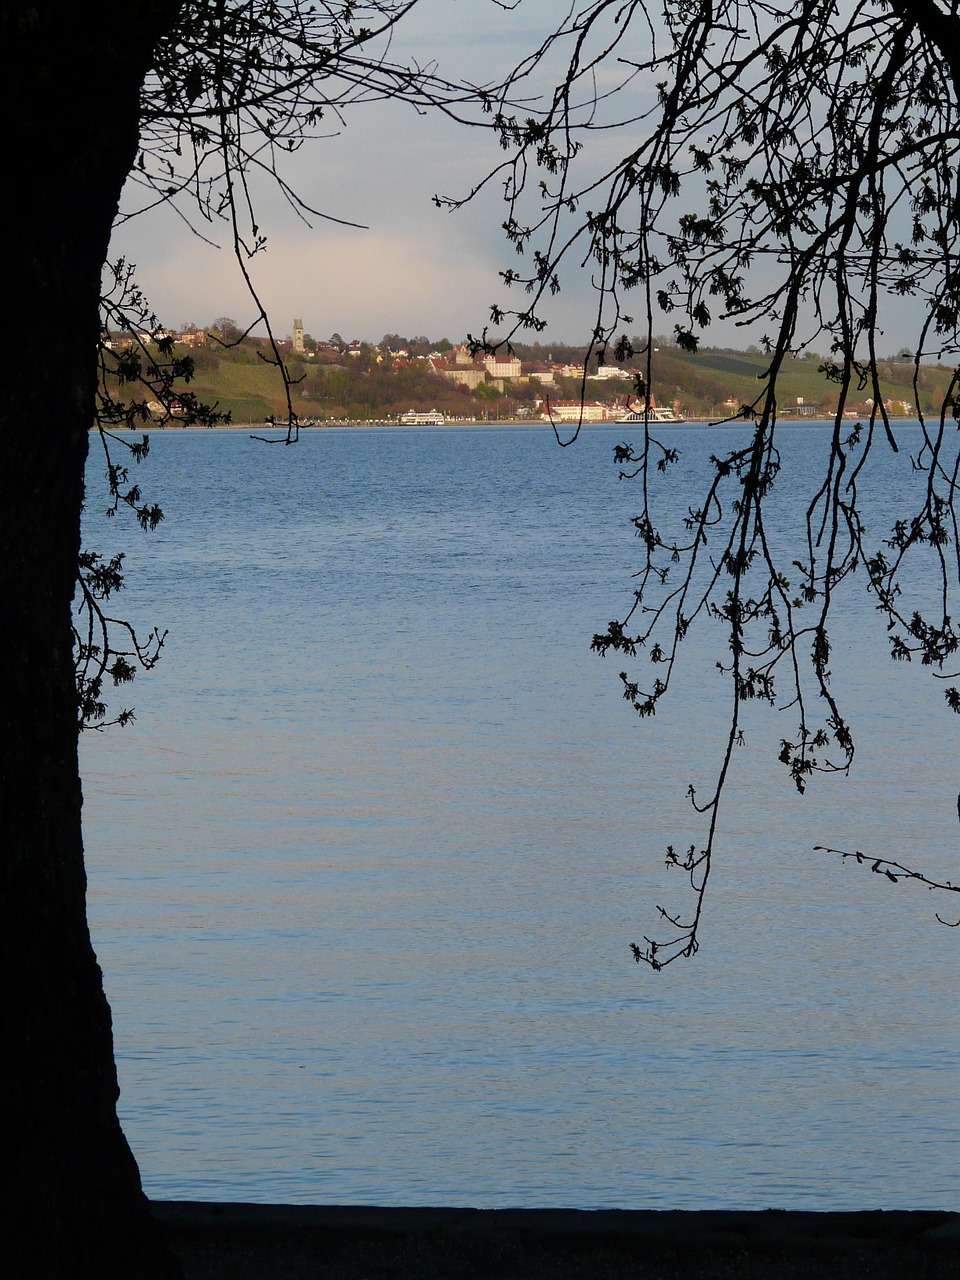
[222,226,514,342]
[106,0,619,345]
[110,207,518,342]
[108,133,597,345]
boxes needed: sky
[108,0,931,354]
[110,0,617,347]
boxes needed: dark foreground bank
[154,1203,958,1279]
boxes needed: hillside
[105,332,957,423]
[636,345,954,417]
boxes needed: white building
[484,354,522,379]
[541,400,612,423]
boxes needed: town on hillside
[102,319,952,425]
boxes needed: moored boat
[400,409,446,425]
[613,405,685,424]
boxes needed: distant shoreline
[98,416,920,433]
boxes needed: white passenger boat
[613,405,685,424]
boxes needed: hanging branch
[81,258,230,729]
[463,1,960,961]
[85,0,502,720]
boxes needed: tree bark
[0,5,181,1274]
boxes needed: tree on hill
[210,316,243,343]
[468,0,960,967]
[304,356,478,418]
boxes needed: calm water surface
[80,425,958,1209]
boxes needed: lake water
[80,424,958,1209]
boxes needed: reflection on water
[81,426,958,1208]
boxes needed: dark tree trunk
[0,6,181,1274]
